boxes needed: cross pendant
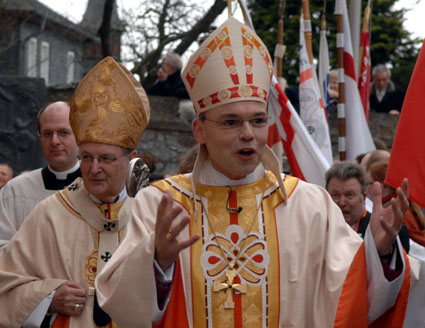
[213,268,247,309]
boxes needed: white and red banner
[358,31,371,122]
[268,76,330,187]
[336,0,375,160]
[299,14,333,165]
[386,40,425,208]
[319,27,330,115]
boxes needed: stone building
[0,0,124,86]
[0,0,124,175]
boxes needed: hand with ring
[73,303,83,314]
[155,190,200,271]
[166,230,174,241]
[48,281,87,316]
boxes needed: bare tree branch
[173,0,227,55]
[125,0,226,88]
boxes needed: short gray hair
[164,53,182,70]
[372,64,391,78]
[325,161,367,193]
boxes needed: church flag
[299,14,333,165]
[336,0,375,161]
[358,34,371,122]
[319,22,330,115]
[268,76,330,187]
[386,40,425,209]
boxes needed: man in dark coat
[147,53,189,99]
[370,64,405,115]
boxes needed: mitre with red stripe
[182,17,273,115]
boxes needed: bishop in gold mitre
[0,56,151,328]
[95,16,411,328]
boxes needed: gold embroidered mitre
[181,17,273,115]
[70,56,150,149]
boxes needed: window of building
[40,41,50,85]
[26,37,37,77]
[66,51,75,83]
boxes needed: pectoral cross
[213,266,247,309]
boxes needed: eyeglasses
[39,129,73,139]
[202,116,268,130]
[79,153,126,166]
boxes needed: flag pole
[336,6,346,160]
[274,0,287,171]
[237,0,253,29]
[276,0,286,80]
[301,0,314,65]
[227,0,232,17]
[321,0,326,32]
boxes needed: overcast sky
[38,0,425,41]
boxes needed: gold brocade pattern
[85,248,98,289]
[70,56,150,149]
[154,173,299,328]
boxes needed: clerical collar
[42,162,81,190]
[199,160,265,186]
[88,187,128,204]
[48,161,80,180]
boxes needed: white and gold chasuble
[149,171,358,328]
[96,170,365,327]
[166,172,293,327]
[0,178,131,327]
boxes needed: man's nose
[239,121,254,140]
[89,158,102,172]
[51,132,61,144]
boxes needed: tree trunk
[98,0,114,58]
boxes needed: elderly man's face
[162,58,176,76]
[373,71,390,92]
[327,177,366,229]
[79,142,135,202]
[193,101,268,180]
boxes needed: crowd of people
[0,14,421,328]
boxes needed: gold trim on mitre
[182,17,273,115]
[70,56,150,149]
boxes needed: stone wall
[0,76,46,175]
[328,104,399,159]
[137,96,197,178]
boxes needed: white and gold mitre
[182,17,273,115]
[70,56,150,149]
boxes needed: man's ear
[192,119,206,144]
[129,149,138,160]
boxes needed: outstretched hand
[369,178,409,256]
[155,190,200,271]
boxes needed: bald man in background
[0,101,81,250]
